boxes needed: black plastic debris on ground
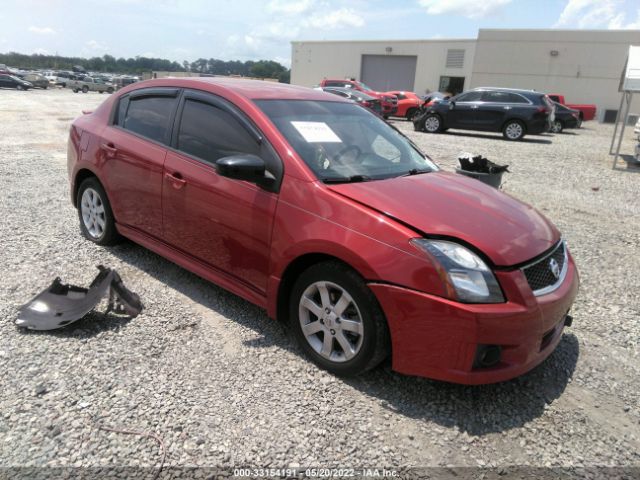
[458,154,510,174]
[15,265,144,331]
[456,153,509,189]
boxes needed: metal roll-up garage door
[360,55,417,92]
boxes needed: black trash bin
[456,154,509,189]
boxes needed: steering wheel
[333,145,362,164]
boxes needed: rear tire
[16,85,24,91]
[82,86,89,93]
[107,87,114,94]
[289,261,389,376]
[502,120,526,140]
[405,108,418,120]
[77,177,121,246]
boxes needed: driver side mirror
[215,154,266,183]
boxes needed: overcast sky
[2,0,639,66]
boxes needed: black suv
[413,88,555,140]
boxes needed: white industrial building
[291,29,640,121]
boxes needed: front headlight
[411,239,505,303]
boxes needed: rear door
[475,91,530,130]
[162,90,280,294]
[100,88,179,239]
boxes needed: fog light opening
[474,344,502,369]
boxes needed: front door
[447,91,482,128]
[162,92,279,294]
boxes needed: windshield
[256,100,438,182]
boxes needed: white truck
[68,76,115,94]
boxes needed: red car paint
[319,78,398,116]
[548,94,596,121]
[385,90,422,119]
[68,77,579,384]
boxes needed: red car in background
[68,78,578,384]
[319,78,398,117]
[385,91,422,119]
[548,94,596,122]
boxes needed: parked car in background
[18,73,49,89]
[634,118,640,140]
[413,87,555,141]
[68,76,115,94]
[319,78,398,117]
[321,87,382,114]
[68,77,578,384]
[56,71,80,88]
[384,91,422,120]
[0,74,33,90]
[548,94,596,121]
[550,102,581,133]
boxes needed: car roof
[124,77,346,102]
[471,87,543,96]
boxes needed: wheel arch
[274,252,371,324]
[72,168,100,207]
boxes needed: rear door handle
[101,143,118,157]
[165,171,187,189]
[503,106,512,110]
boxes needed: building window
[446,49,465,69]
[439,76,465,95]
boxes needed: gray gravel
[0,88,639,475]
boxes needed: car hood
[327,171,560,266]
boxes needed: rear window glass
[121,96,176,144]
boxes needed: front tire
[16,85,24,90]
[107,87,114,94]
[503,120,526,140]
[405,108,418,120]
[82,86,89,93]
[77,178,120,245]
[290,261,389,376]
[423,113,443,133]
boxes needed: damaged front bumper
[16,265,143,331]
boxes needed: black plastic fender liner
[15,266,143,331]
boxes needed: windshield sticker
[291,121,342,143]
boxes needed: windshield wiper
[322,175,373,184]
[399,168,432,177]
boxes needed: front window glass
[177,99,260,164]
[256,100,437,182]
[455,91,483,102]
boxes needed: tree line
[0,52,290,83]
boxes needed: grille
[522,242,566,294]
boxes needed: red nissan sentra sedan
[67,78,579,384]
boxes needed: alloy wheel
[80,188,106,239]
[505,122,523,139]
[424,115,440,132]
[298,281,364,363]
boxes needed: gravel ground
[0,88,639,477]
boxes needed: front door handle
[101,143,118,157]
[165,171,187,189]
